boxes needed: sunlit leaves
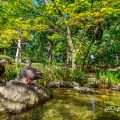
[48,33,63,41]
[0,37,13,49]
[0,0,120,65]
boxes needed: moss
[1,88,119,120]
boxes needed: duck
[0,59,12,83]
[18,59,44,84]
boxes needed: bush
[3,63,22,81]
[0,55,14,62]
[3,63,86,85]
[96,70,120,87]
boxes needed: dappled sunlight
[0,0,120,119]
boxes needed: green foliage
[37,65,86,85]
[96,70,120,86]
[0,55,14,62]
[0,0,119,78]
[3,63,86,85]
[3,63,21,81]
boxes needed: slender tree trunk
[82,37,95,70]
[82,26,99,70]
[15,38,22,63]
[48,40,52,64]
[116,54,119,65]
[62,40,68,65]
[67,26,76,69]
[63,48,67,65]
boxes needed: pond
[0,88,120,120]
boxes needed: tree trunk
[15,39,22,63]
[116,54,119,65]
[62,48,68,65]
[48,40,52,65]
[67,26,76,69]
[82,37,94,70]
[44,0,48,4]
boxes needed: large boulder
[0,80,52,114]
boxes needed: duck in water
[0,59,12,83]
[18,59,44,84]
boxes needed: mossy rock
[0,80,52,114]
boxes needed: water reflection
[91,94,96,112]
[1,89,120,120]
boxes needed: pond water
[0,88,120,120]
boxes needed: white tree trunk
[67,26,76,69]
[48,40,52,64]
[15,39,22,63]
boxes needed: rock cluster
[46,80,79,88]
[73,86,95,94]
[47,80,96,94]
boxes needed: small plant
[0,55,14,62]
[2,63,86,85]
[3,63,21,81]
[96,70,120,87]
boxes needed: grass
[95,70,120,87]
[3,63,86,85]
[3,63,22,81]
[2,63,120,87]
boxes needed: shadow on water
[1,88,120,120]
[95,112,120,120]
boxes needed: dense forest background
[0,0,120,69]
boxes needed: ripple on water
[0,88,120,120]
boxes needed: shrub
[3,63,86,85]
[0,55,14,62]
[96,70,120,87]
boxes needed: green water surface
[0,88,120,120]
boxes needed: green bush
[96,70,120,87]
[3,63,21,81]
[0,55,14,62]
[41,66,86,85]
[3,62,119,87]
[3,63,86,85]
